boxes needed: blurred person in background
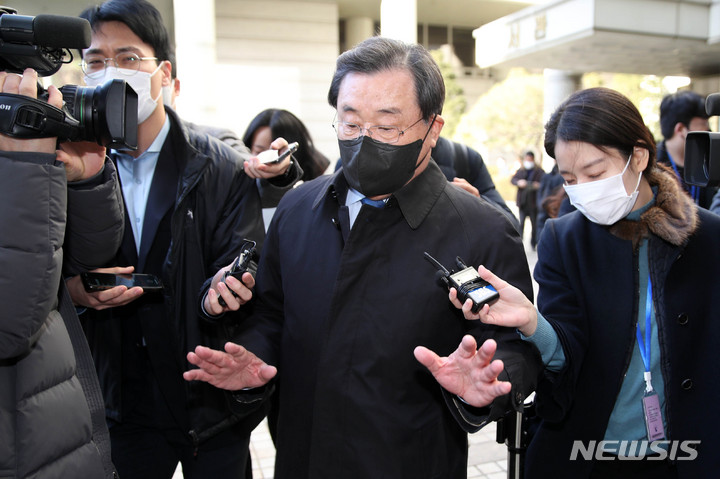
[511,151,545,249]
[656,90,717,209]
[243,108,330,183]
[243,108,329,228]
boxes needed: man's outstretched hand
[414,336,511,408]
[184,342,277,391]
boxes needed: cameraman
[0,68,123,478]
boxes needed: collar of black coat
[609,163,698,249]
[312,159,446,230]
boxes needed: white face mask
[563,153,642,225]
[85,63,164,124]
[523,160,535,170]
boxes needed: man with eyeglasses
[63,1,296,478]
[185,36,541,478]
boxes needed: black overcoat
[238,161,539,478]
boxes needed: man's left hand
[414,336,511,408]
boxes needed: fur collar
[608,164,698,249]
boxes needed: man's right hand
[67,266,145,310]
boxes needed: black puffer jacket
[81,109,267,446]
[0,152,124,479]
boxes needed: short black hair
[79,0,175,76]
[659,90,708,140]
[327,36,444,121]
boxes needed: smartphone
[256,142,299,164]
[80,272,163,292]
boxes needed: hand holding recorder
[448,265,538,336]
[204,241,258,315]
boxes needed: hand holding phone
[256,141,299,164]
[80,272,163,293]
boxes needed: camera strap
[57,279,118,478]
[0,92,79,140]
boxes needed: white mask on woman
[563,153,642,225]
[85,63,164,124]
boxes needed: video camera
[684,93,720,187]
[0,7,137,149]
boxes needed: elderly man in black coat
[186,37,541,479]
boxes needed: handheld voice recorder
[218,240,259,307]
[424,252,499,313]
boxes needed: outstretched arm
[414,336,511,408]
[183,342,277,391]
[450,265,538,336]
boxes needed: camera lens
[59,79,138,149]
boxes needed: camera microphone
[0,13,91,49]
[705,93,720,117]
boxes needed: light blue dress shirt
[346,187,389,228]
[114,115,170,253]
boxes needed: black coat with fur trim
[525,165,720,478]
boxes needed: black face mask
[339,119,434,197]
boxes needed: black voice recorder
[218,240,259,307]
[424,252,499,313]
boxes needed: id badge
[642,391,666,441]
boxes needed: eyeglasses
[81,52,158,78]
[332,116,425,144]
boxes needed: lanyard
[667,152,700,203]
[636,277,654,392]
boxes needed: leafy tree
[582,73,666,140]
[455,68,545,160]
[430,49,467,138]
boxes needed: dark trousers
[518,207,538,247]
[109,421,251,479]
[111,344,252,479]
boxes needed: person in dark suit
[184,36,540,479]
[64,1,296,477]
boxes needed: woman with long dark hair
[243,108,330,182]
[416,87,720,478]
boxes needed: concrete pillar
[542,69,581,166]
[543,69,581,122]
[346,17,375,50]
[173,0,216,121]
[380,0,417,43]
